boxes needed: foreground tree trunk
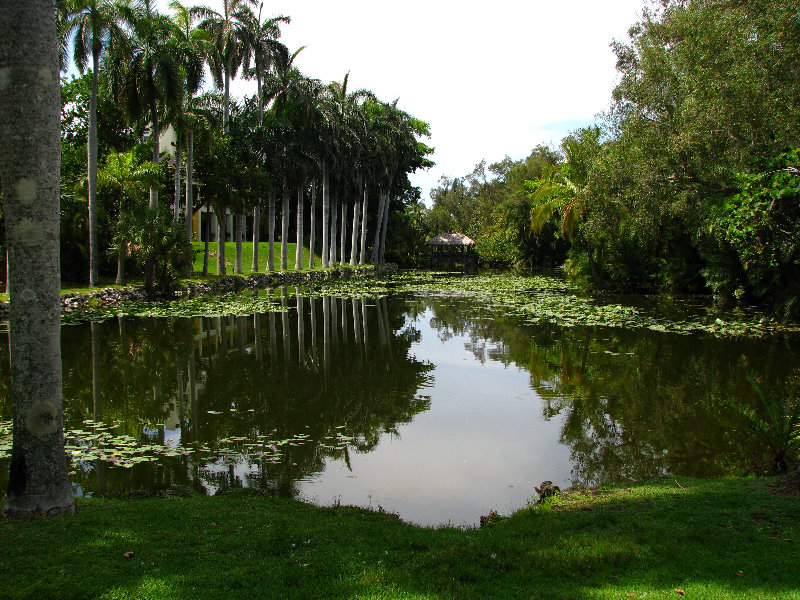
[0,0,76,517]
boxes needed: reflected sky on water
[1,286,798,526]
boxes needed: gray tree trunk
[251,205,260,272]
[379,189,391,263]
[281,183,289,270]
[174,136,181,221]
[234,214,243,274]
[184,130,194,277]
[321,161,330,268]
[370,186,386,264]
[0,0,75,517]
[116,249,125,285]
[149,98,160,209]
[359,181,369,264]
[88,51,100,287]
[329,191,337,268]
[268,191,275,271]
[350,176,361,266]
[308,180,316,269]
[216,211,226,275]
[340,202,347,266]
[294,186,303,270]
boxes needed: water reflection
[0,286,798,525]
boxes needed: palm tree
[194,0,257,273]
[1,0,76,518]
[262,45,308,271]
[95,149,161,283]
[110,0,188,209]
[240,3,289,272]
[528,126,606,285]
[58,0,126,287]
[165,0,208,231]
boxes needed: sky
[156,0,646,202]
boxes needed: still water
[0,286,798,526]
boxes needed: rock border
[0,264,397,320]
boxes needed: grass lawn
[191,242,324,276]
[1,476,798,599]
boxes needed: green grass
[191,242,324,276]
[1,477,798,599]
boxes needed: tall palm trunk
[174,136,181,221]
[321,161,330,268]
[252,68,266,274]
[116,248,125,285]
[223,65,230,133]
[202,212,209,275]
[370,185,386,263]
[281,182,289,270]
[378,188,391,263]
[350,175,361,266]
[234,214,243,274]
[216,210,226,275]
[308,180,316,269]
[340,202,347,266]
[251,204,260,271]
[149,97,160,209]
[268,190,275,271]
[184,130,194,277]
[359,180,368,264]
[329,190,337,268]
[1,0,75,517]
[294,185,303,270]
[88,50,100,287]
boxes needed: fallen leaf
[736,571,744,577]
[674,589,685,596]
[122,552,134,558]
[210,522,217,527]
[626,594,637,598]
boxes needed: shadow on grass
[1,477,798,599]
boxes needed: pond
[0,273,798,526]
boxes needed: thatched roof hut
[426,232,477,272]
[426,232,476,247]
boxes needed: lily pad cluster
[382,272,800,339]
[0,417,360,471]
[61,292,288,325]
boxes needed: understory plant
[730,370,800,473]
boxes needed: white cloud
[162,0,644,200]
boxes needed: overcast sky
[154,0,645,202]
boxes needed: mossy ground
[1,476,798,599]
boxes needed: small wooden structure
[427,232,478,272]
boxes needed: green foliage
[728,371,800,473]
[129,206,193,295]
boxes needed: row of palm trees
[58,0,432,286]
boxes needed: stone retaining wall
[0,264,397,320]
